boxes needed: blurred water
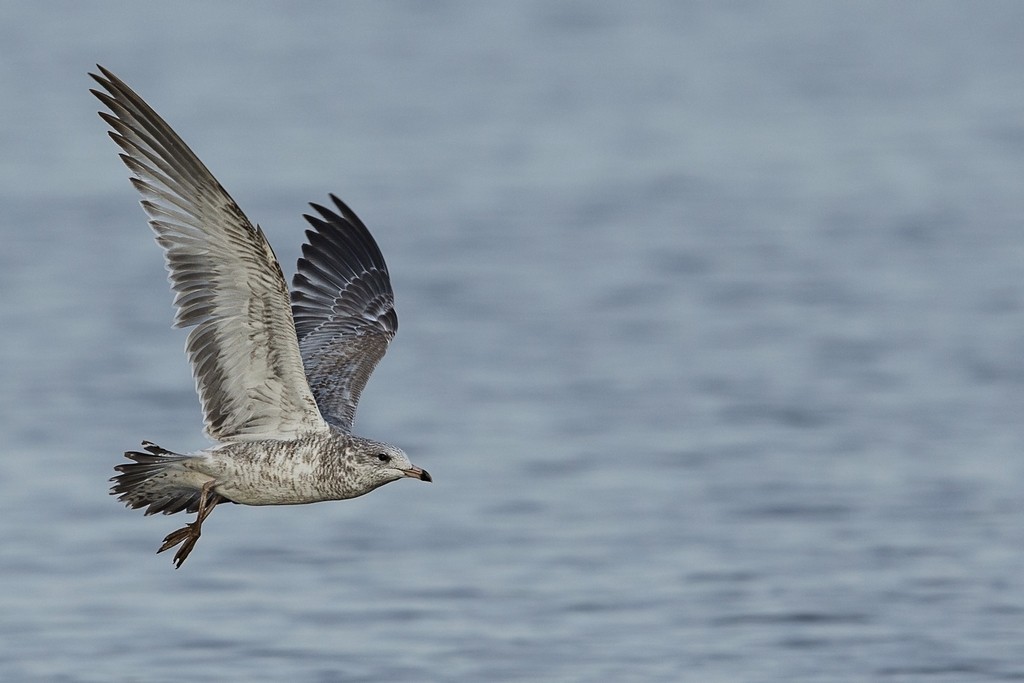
[1,2,1024,681]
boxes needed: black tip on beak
[401,466,432,482]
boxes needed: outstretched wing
[290,195,397,433]
[91,65,327,441]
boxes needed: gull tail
[111,442,219,515]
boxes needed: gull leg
[158,479,218,568]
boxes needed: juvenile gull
[91,66,431,568]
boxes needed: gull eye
[376,453,392,463]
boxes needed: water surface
[1,2,1023,681]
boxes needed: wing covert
[291,195,397,433]
[91,66,326,441]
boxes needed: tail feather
[112,442,221,515]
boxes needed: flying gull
[91,66,431,568]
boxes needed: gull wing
[91,66,327,441]
[291,195,397,433]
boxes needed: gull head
[347,438,431,493]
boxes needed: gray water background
[1,2,1024,681]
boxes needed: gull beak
[401,466,432,482]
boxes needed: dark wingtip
[89,64,114,87]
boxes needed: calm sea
[1,2,1023,681]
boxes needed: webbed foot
[156,480,218,568]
